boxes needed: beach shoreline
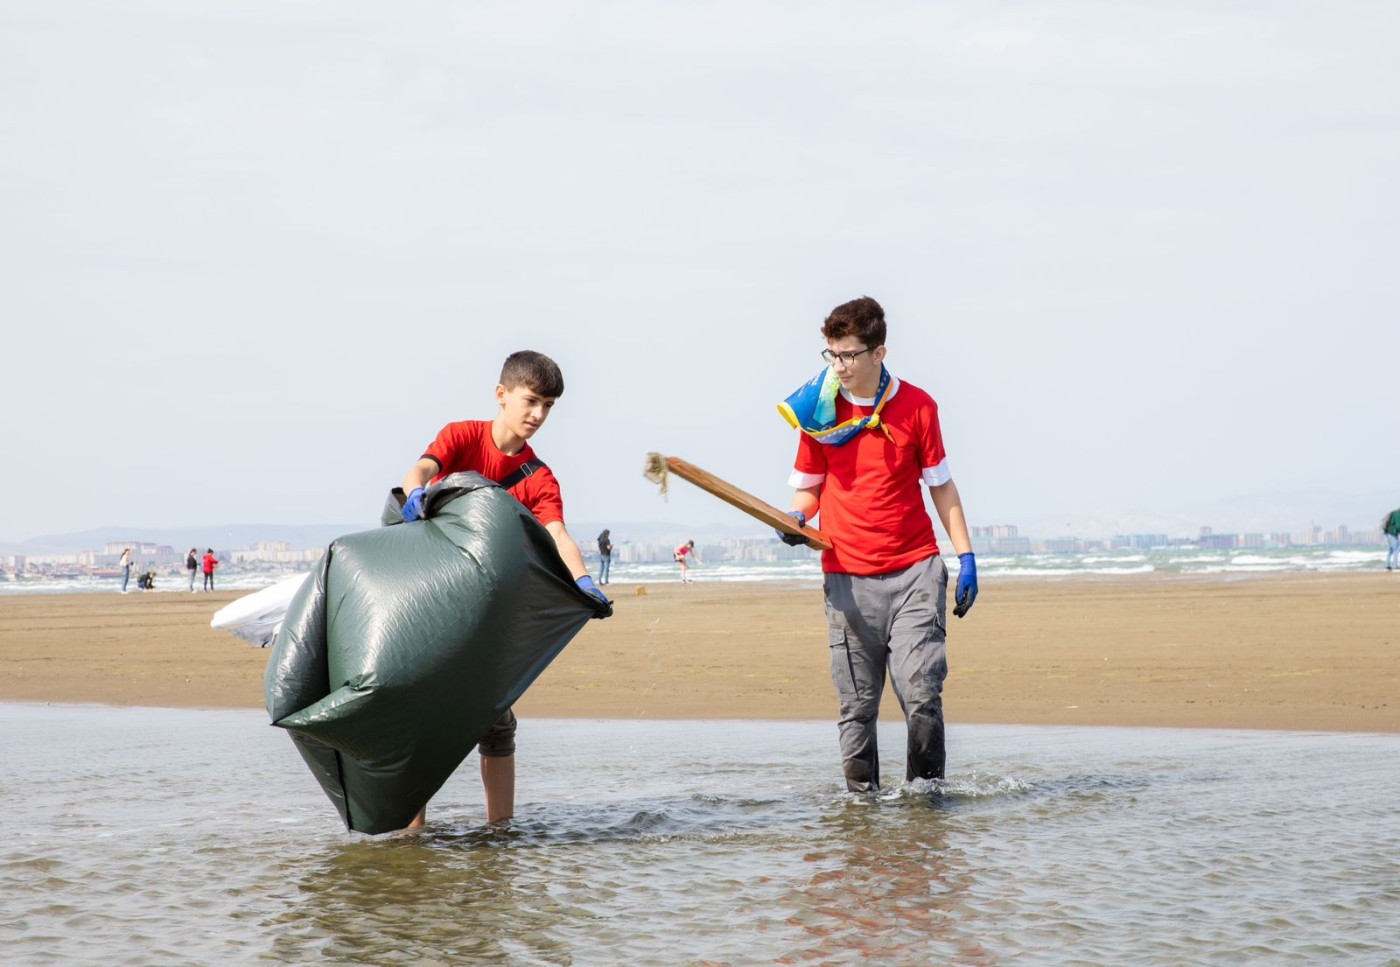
[1,573,1396,733]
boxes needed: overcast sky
[2,1,1397,543]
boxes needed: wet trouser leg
[824,555,949,792]
[826,592,887,792]
[888,556,949,782]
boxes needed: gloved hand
[577,575,609,606]
[776,510,809,546]
[953,552,978,618]
[401,487,426,523]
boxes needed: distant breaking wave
[1,546,1389,595]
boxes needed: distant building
[1118,533,1169,550]
[970,524,1030,554]
[229,542,324,565]
[93,542,181,567]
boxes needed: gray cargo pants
[824,554,949,792]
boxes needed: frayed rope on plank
[642,452,669,500]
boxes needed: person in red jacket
[398,349,610,829]
[779,296,979,794]
[201,549,219,591]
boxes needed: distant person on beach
[673,540,698,583]
[398,349,611,829]
[597,529,613,585]
[201,549,219,591]
[185,548,198,592]
[138,570,155,591]
[778,295,979,793]
[1384,508,1400,571]
[118,548,133,594]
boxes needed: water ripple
[3,708,1399,965]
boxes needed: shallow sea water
[2,705,1397,965]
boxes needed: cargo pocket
[828,625,857,709]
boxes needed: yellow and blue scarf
[777,365,893,446]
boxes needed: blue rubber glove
[401,487,426,523]
[576,575,612,618]
[953,552,978,618]
[577,575,608,605]
[776,510,809,546]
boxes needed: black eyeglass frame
[820,347,876,366]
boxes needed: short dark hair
[500,350,565,397]
[821,296,886,348]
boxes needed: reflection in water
[6,708,1400,966]
[266,828,575,965]
[778,789,997,965]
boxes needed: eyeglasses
[821,347,875,367]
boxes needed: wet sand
[1,574,1396,732]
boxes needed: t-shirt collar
[840,375,900,408]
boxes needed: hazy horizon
[2,483,1393,555]
[4,2,1397,544]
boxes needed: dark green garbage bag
[264,472,610,834]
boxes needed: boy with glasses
[398,349,610,827]
[778,296,979,792]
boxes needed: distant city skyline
[1,503,1388,570]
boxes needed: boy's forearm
[546,521,589,579]
[401,458,437,493]
[790,486,821,519]
[930,480,972,556]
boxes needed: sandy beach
[1,574,1396,732]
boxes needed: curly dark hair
[821,296,886,348]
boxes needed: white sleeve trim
[789,470,826,489]
[922,459,951,486]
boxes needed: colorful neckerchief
[777,365,893,446]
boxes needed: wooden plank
[664,456,833,551]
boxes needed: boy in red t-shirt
[398,350,610,828]
[201,549,219,592]
[779,297,979,793]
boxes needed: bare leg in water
[408,754,515,828]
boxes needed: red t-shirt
[791,379,948,575]
[422,420,565,526]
